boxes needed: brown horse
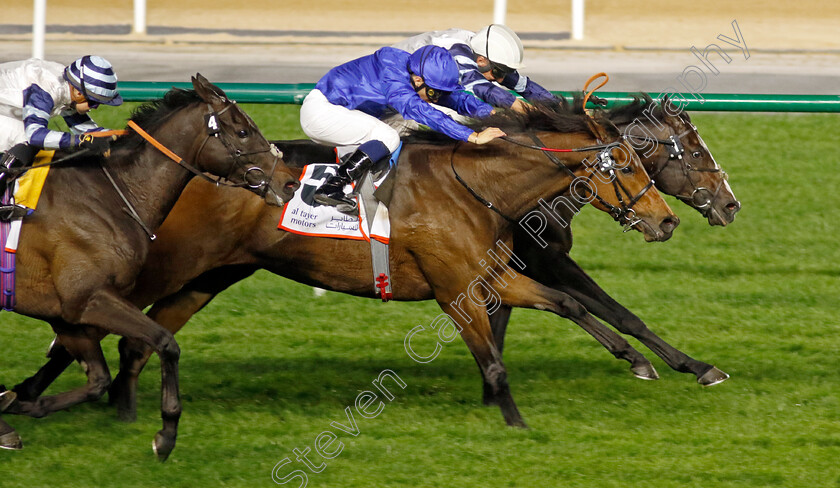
[481,95,739,404]
[5,104,678,429]
[0,75,299,458]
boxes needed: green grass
[1,106,839,487]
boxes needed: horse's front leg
[549,253,728,386]
[111,266,253,422]
[75,288,182,461]
[495,274,658,381]
[438,297,526,428]
[480,305,513,406]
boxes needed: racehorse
[480,95,739,404]
[3,103,678,430]
[0,75,299,458]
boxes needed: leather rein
[451,134,653,232]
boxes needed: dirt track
[5,0,840,51]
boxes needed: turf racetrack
[0,105,838,487]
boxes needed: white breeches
[299,89,401,153]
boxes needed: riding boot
[314,140,390,212]
[0,144,37,221]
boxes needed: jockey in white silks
[0,55,122,218]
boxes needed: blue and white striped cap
[63,55,123,106]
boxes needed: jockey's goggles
[414,83,447,102]
[490,62,515,80]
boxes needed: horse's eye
[621,166,633,175]
[237,130,248,138]
[692,151,701,158]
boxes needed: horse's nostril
[660,216,679,233]
[726,201,741,213]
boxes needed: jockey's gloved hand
[78,134,111,154]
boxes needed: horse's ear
[192,73,229,105]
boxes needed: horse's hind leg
[11,337,80,402]
[549,254,728,385]
[2,333,110,418]
[0,416,22,450]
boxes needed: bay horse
[480,95,739,404]
[4,104,678,429]
[0,75,299,458]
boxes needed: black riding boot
[0,143,38,221]
[314,140,389,212]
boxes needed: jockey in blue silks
[300,45,506,212]
[393,24,558,113]
[0,55,122,218]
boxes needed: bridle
[103,99,283,240]
[622,118,728,216]
[191,102,281,197]
[451,134,655,232]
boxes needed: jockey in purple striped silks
[393,24,559,114]
[0,55,123,218]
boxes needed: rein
[450,134,653,231]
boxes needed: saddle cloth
[4,149,53,252]
[277,163,390,244]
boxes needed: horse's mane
[113,88,204,151]
[570,92,692,125]
[401,99,619,145]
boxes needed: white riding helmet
[469,24,525,70]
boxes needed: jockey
[0,55,122,216]
[392,24,558,113]
[301,45,505,212]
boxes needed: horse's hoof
[631,362,659,380]
[507,418,529,429]
[0,391,17,413]
[0,431,23,451]
[698,367,729,386]
[152,431,176,462]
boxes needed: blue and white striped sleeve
[448,44,517,109]
[501,72,558,103]
[22,84,80,149]
[61,109,103,135]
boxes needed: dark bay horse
[479,95,739,404]
[5,105,679,429]
[0,75,299,458]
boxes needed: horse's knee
[84,374,112,402]
[155,335,180,363]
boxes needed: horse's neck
[109,117,204,231]
[474,132,596,220]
